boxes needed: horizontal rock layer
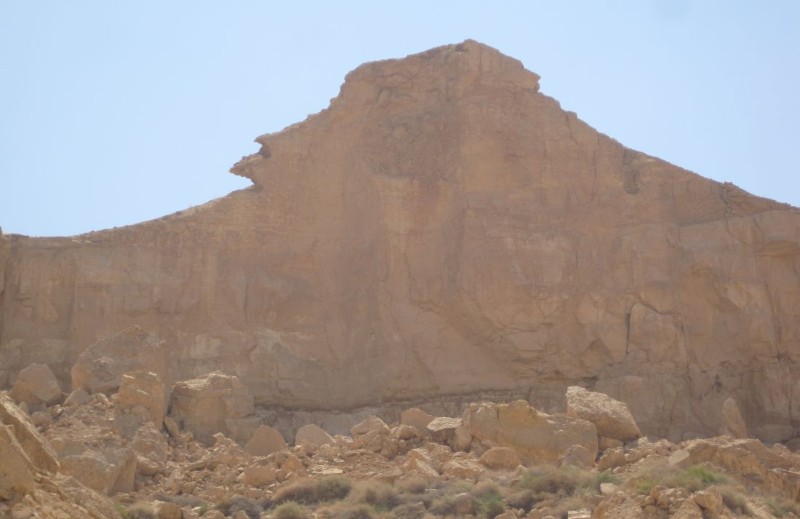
[1,40,798,442]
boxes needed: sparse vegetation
[349,480,400,511]
[216,495,264,519]
[118,502,156,519]
[273,501,312,519]
[272,476,353,506]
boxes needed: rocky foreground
[2,356,799,518]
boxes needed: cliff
[1,40,798,442]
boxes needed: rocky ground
[1,359,799,518]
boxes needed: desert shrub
[765,496,800,518]
[394,475,428,495]
[470,482,505,519]
[715,485,751,516]
[428,495,462,516]
[273,501,311,519]
[663,465,727,492]
[316,475,354,501]
[272,479,323,505]
[153,494,207,509]
[216,495,264,519]
[592,470,619,488]
[390,501,427,519]
[119,502,156,519]
[349,480,401,511]
[321,502,377,519]
[505,489,539,512]
[516,465,594,497]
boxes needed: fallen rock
[244,425,287,456]
[10,363,62,410]
[169,371,255,444]
[0,424,35,500]
[0,393,60,473]
[71,326,166,394]
[425,416,462,445]
[400,408,435,434]
[558,443,596,469]
[463,400,597,464]
[296,423,335,447]
[242,464,277,487]
[116,371,167,426]
[566,386,641,443]
[351,415,390,436]
[479,446,521,470]
[442,452,483,480]
[59,447,137,495]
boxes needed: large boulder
[10,363,62,409]
[59,447,137,495]
[0,393,59,473]
[0,424,35,500]
[116,370,167,426]
[71,326,166,394]
[244,425,287,456]
[168,371,255,444]
[463,400,597,464]
[566,386,641,443]
[295,423,335,447]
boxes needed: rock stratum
[0,40,798,443]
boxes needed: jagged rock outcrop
[0,40,798,442]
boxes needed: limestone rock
[558,443,596,469]
[59,447,137,495]
[1,41,799,442]
[0,393,59,473]
[566,386,641,443]
[0,424,35,500]
[116,371,167,426]
[71,326,166,394]
[244,425,287,456]
[169,371,255,444]
[479,446,521,470]
[10,363,62,409]
[400,408,435,434]
[720,397,749,439]
[442,452,483,480]
[425,416,462,445]
[463,400,597,464]
[242,464,276,487]
[296,424,335,447]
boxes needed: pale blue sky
[1,1,798,236]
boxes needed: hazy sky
[1,2,798,237]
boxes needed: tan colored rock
[668,449,692,469]
[2,41,799,444]
[692,489,722,514]
[425,416,462,445]
[463,400,597,464]
[296,423,335,446]
[245,425,287,456]
[131,422,169,476]
[10,363,62,409]
[70,326,166,394]
[597,447,626,471]
[169,371,255,444]
[400,408,435,433]
[479,446,520,470]
[59,447,136,495]
[152,501,182,519]
[0,425,35,500]
[672,499,704,519]
[117,371,167,426]
[566,386,641,443]
[720,397,749,439]
[351,415,390,436]
[442,452,483,480]
[558,443,595,469]
[243,464,277,487]
[391,424,419,441]
[63,388,89,408]
[594,492,644,518]
[0,393,59,473]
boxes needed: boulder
[59,447,137,495]
[244,425,288,456]
[442,452,483,480]
[479,446,521,470]
[425,416,462,445]
[0,393,60,473]
[0,424,35,500]
[116,371,167,426]
[71,326,166,394]
[463,400,597,464]
[558,443,596,469]
[566,386,641,443]
[400,408,435,434]
[720,397,749,439]
[10,363,62,409]
[295,423,335,447]
[131,422,169,476]
[351,415,390,436]
[168,371,255,444]
[242,464,277,487]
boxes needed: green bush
[516,465,594,497]
[273,501,311,519]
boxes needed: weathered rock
[63,388,89,408]
[425,416,462,445]
[296,423,335,447]
[2,41,799,443]
[117,371,167,426]
[152,501,182,519]
[242,464,277,487]
[479,446,521,470]
[463,400,597,464]
[400,408,435,434]
[244,425,287,456]
[442,452,483,480]
[130,422,169,476]
[169,371,255,444]
[594,492,644,518]
[70,326,166,394]
[59,447,137,495]
[351,415,390,437]
[558,443,596,469]
[0,425,35,500]
[10,363,62,409]
[566,386,641,443]
[0,393,59,473]
[720,397,749,439]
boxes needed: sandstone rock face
[10,363,62,409]
[566,386,641,443]
[168,371,255,444]
[0,41,799,442]
[70,326,166,394]
[463,400,597,464]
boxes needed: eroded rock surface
[0,40,798,442]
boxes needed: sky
[1,1,798,237]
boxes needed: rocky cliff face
[1,40,798,443]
